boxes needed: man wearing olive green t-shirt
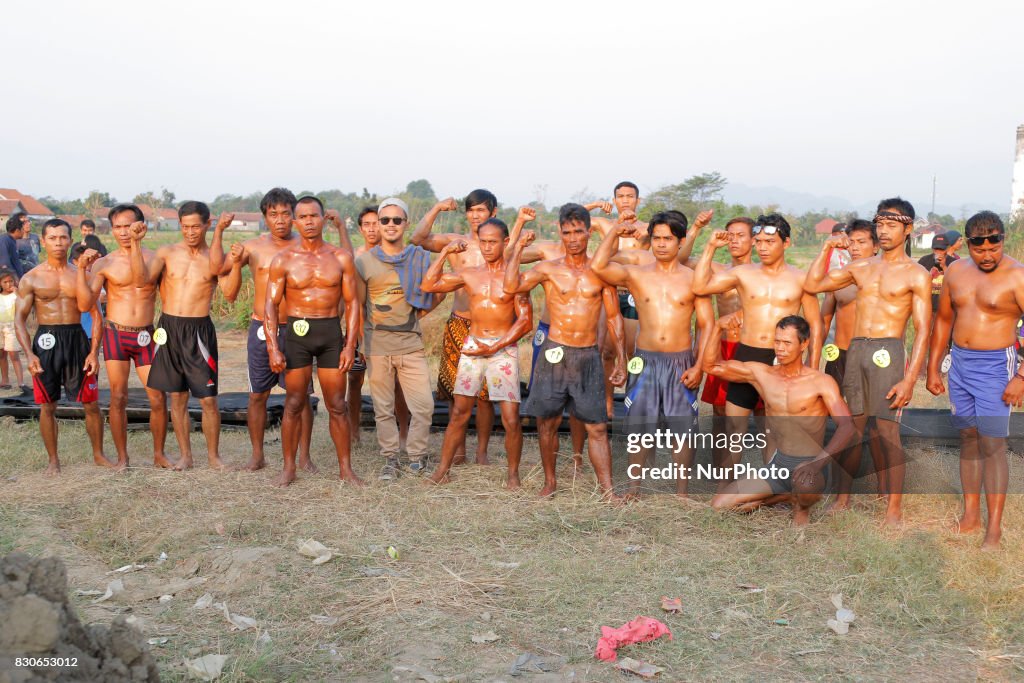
[355,197,440,480]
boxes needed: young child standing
[0,269,25,390]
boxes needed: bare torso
[734,265,809,348]
[24,263,83,325]
[848,256,928,338]
[947,257,1024,349]
[243,234,301,320]
[832,284,858,349]
[94,249,158,326]
[539,258,610,348]
[750,365,829,456]
[156,244,220,317]
[460,266,522,338]
[445,239,486,317]
[280,244,350,319]
[627,263,699,353]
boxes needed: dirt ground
[1,329,1023,681]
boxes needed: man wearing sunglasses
[357,198,440,480]
[410,190,498,466]
[926,211,1024,550]
[693,213,822,476]
[804,197,931,527]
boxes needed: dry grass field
[2,325,1024,681]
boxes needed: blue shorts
[528,321,550,392]
[622,348,697,434]
[948,344,1017,438]
[246,319,285,394]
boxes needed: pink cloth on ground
[594,616,673,661]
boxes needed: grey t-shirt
[355,250,424,356]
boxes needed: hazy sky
[5,0,1023,213]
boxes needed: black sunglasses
[379,217,406,226]
[966,233,1004,246]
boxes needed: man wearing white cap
[355,198,440,479]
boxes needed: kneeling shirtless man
[705,315,855,526]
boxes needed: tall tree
[405,179,436,201]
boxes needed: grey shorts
[842,337,905,421]
[623,348,697,434]
[523,338,606,424]
[767,451,833,496]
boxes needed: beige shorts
[0,322,17,352]
[454,337,520,403]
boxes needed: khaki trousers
[367,350,434,459]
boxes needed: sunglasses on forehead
[966,233,1004,246]
[378,216,406,226]
[752,225,782,236]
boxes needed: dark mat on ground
[0,388,318,429]
[2,386,1011,446]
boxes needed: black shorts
[32,324,99,405]
[725,344,775,410]
[148,314,218,398]
[618,290,638,320]
[842,337,905,421]
[284,317,343,370]
[523,338,606,424]
[824,348,847,387]
[766,451,833,496]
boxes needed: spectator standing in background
[16,214,40,274]
[1,216,27,278]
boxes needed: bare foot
[980,531,1002,551]
[452,454,467,467]
[882,510,903,528]
[538,482,557,498]
[242,456,266,472]
[475,454,491,466]
[207,456,234,472]
[825,499,852,514]
[427,471,451,485]
[93,453,117,469]
[949,515,982,534]
[602,491,626,506]
[505,473,521,490]
[173,457,195,471]
[273,468,296,487]
[793,507,811,527]
[339,471,365,486]
[153,453,176,469]
[299,457,319,474]
[45,461,61,477]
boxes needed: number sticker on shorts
[256,326,266,341]
[533,328,546,346]
[153,328,167,346]
[544,346,564,364]
[940,353,952,373]
[872,349,891,368]
[292,319,310,337]
[37,333,56,350]
[137,331,151,347]
[823,343,840,362]
[627,357,644,374]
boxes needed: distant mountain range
[722,182,992,218]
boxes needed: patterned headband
[873,211,913,224]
